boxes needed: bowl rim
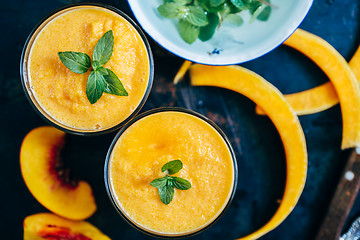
[104,107,238,238]
[20,3,154,136]
[127,0,314,65]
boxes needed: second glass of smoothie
[105,107,238,237]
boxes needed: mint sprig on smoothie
[150,160,191,205]
[58,30,128,104]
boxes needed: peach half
[20,126,96,220]
[24,213,110,240]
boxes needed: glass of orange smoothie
[105,107,238,237]
[20,4,153,135]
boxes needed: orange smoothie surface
[109,111,235,234]
[29,7,150,130]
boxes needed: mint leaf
[158,185,174,205]
[58,52,91,74]
[157,0,273,44]
[249,0,272,21]
[95,66,108,75]
[230,0,247,9]
[194,0,211,12]
[228,2,243,14]
[86,70,106,104]
[173,0,192,5]
[93,30,114,66]
[157,3,186,19]
[103,68,128,96]
[185,6,208,27]
[92,60,101,71]
[250,4,265,23]
[150,177,168,188]
[178,19,200,44]
[161,160,183,174]
[210,0,226,7]
[199,12,219,42]
[256,3,271,21]
[224,13,244,26]
[151,160,191,205]
[172,177,191,190]
[249,0,261,11]
[218,2,232,18]
[58,30,128,104]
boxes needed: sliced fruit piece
[23,213,110,240]
[173,60,192,84]
[20,126,96,220]
[255,82,338,115]
[282,30,360,149]
[255,29,360,149]
[190,64,307,240]
[256,44,360,116]
[350,44,360,82]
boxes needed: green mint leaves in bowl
[157,0,273,44]
[127,0,313,65]
[58,30,128,104]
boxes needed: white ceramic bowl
[127,0,313,65]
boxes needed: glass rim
[104,107,238,238]
[20,3,154,136]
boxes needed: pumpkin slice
[173,60,192,84]
[350,44,360,81]
[255,29,360,149]
[190,64,307,240]
[255,82,338,115]
[256,43,360,116]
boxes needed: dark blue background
[1,0,360,239]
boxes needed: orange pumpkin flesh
[256,43,360,117]
[173,60,192,84]
[255,29,360,149]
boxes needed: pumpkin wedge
[350,45,360,80]
[190,64,307,240]
[174,60,192,84]
[256,44,360,116]
[255,82,338,115]
[255,29,360,149]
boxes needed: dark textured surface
[1,0,360,239]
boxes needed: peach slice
[20,126,96,220]
[190,64,307,240]
[24,213,110,240]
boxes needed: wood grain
[316,150,360,240]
